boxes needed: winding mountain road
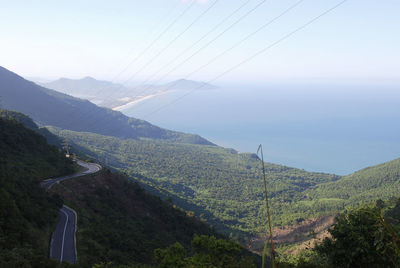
[42,160,101,264]
[41,160,102,190]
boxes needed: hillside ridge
[0,66,214,145]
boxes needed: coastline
[112,91,171,111]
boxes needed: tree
[154,235,256,268]
[315,206,400,267]
[154,242,187,268]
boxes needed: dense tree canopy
[50,170,244,267]
[314,199,400,267]
[154,235,256,268]
[0,115,75,267]
[51,127,341,237]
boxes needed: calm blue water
[121,82,400,175]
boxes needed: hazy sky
[1,0,399,84]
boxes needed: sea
[120,81,400,175]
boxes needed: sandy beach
[112,91,172,111]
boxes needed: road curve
[41,160,102,189]
[44,160,101,264]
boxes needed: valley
[1,66,399,267]
[1,1,399,266]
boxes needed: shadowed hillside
[0,114,75,267]
[50,169,230,266]
[0,66,214,145]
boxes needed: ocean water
[121,81,400,175]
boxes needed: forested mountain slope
[0,66,213,145]
[50,169,256,266]
[0,115,75,267]
[51,127,400,241]
[50,127,340,237]
[0,109,64,147]
[306,158,400,210]
[0,110,254,267]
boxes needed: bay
[121,81,400,175]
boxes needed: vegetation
[50,128,340,236]
[51,169,248,266]
[287,198,400,268]
[305,158,400,210]
[0,66,213,145]
[316,205,400,267]
[94,196,399,268]
[154,235,256,268]
[0,109,66,147]
[0,112,74,182]
[2,67,400,265]
[0,115,75,267]
[50,127,400,241]
[0,110,260,267]
[87,198,400,268]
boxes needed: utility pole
[257,144,276,268]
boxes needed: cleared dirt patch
[248,214,336,254]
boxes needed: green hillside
[0,66,213,145]
[50,127,400,240]
[0,112,75,180]
[0,115,75,267]
[0,109,65,147]
[305,158,400,211]
[50,128,340,236]
[0,109,38,129]
[50,169,259,267]
[0,110,258,267]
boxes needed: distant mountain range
[2,65,399,262]
[0,66,214,145]
[41,76,128,106]
[41,76,217,109]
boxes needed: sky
[1,0,399,85]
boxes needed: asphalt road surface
[44,160,101,264]
[41,160,102,189]
[49,205,77,263]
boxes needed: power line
[102,0,182,81]
[142,0,348,119]
[108,0,221,99]
[77,0,264,133]
[129,0,304,112]
[60,1,198,130]
[131,0,253,97]
[61,0,347,139]
[131,0,269,100]
[78,0,223,132]
[177,0,305,85]
[106,0,195,84]
[79,0,302,134]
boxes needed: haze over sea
[121,81,400,175]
